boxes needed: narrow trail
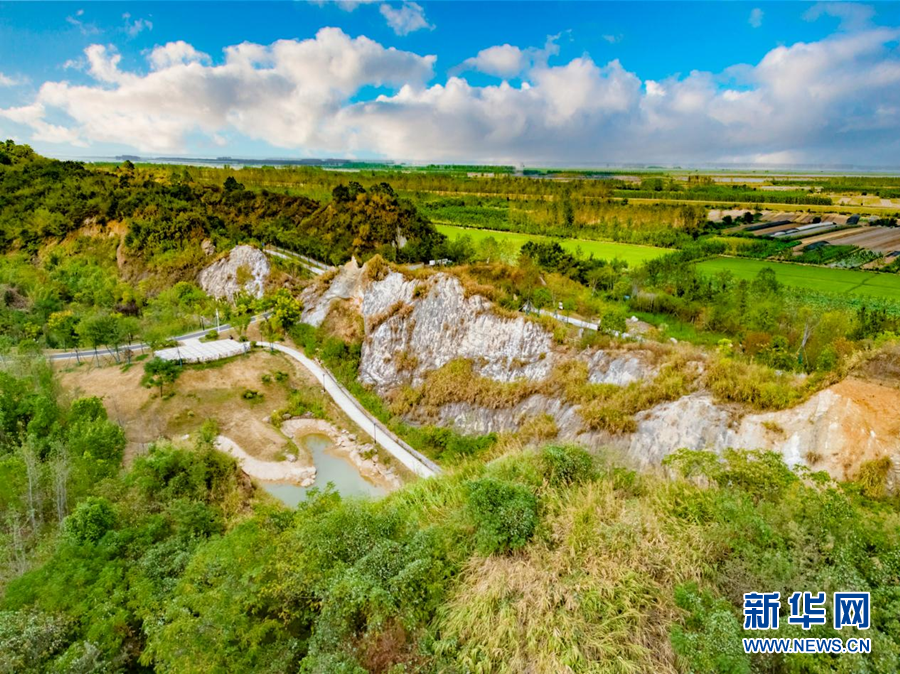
[258,342,440,479]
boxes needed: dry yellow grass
[436,478,716,673]
[391,349,700,435]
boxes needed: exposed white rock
[625,381,900,480]
[302,260,556,390]
[198,244,270,301]
[301,259,364,326]
[300,258,900,483]
[215,435,316,486]
[586,349,656,386]
[626,394,735,468]
[360,274,555,388]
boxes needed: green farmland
[696,256,900,300]
[435,224,668,266]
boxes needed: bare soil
[824,377,900,478]
[59,350,327,464]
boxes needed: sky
[1,1,899,167]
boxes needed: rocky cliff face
[301,259,900,482]
[198,245,270,301]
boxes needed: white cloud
[0,72,24,87]
[123,13,153,38]
[456,45,527,78]
[149,42,211,70]
[308,0,379,11]
[804,2,875,31]
[4,25,900,166]
[749,8,764,28]
[455,35,562,78]
[4,28,435,153]
[0,103,86,146]
[601,34,622,44]
[379,2,433,36]
[66,9,100,36]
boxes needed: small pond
[262,432,387,507]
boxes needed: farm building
[155,338,250,364]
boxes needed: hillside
[1,354,898,672]
[0,143,446,349]
[300,257,900,484]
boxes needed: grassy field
[626,196,900,214]
[696,256,900,299]
[435,224,668,266]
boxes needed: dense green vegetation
[697,257,900,302]
[0,142,446,350]
[614,186,833,206]
[435,223,667,266]
[1,357,897,672]
[3,143,900,673]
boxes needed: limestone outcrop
[301,258,900,482]
[198,245,269,301]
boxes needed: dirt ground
[823,377,900,477]
[58,350,335,465]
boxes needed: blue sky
[1,2,899,166]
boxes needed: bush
[670,583,750,674]
[411,426,497,463]
[65,497,117,544]
[855,456,892,499]
[540,445,594,487]
[0,610,72,674]
[465,477,538,555]
[705,356,807,410]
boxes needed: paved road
[534,308,644,341]
[264,246,334,276]
[260,341,440,479]
[46,312,272,362]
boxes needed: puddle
[261,432,387,507]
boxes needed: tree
[77,313,117,364]
[223,176,244,192]
[229,293,255,340]
[141,357,182,397]
[259,319,277,352]
[269,289,303,332]
[50,446,70,526]
[20,442,43,533]
[47,310,80,357]
[64,497,116,544]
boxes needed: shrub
[410,426,497,463]
[0,610,72,674]
[540,445,594,487]
[65,497,117,544]
[705,357,807,410]
[465,477,538,555]
[855,456,892,499]
[670,583,750,674]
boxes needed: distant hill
[0,141,444,266]
[290,181,445,265]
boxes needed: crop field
[435,224,668,266]
[696,256,900,299]
[628,196,900,214]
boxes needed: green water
[262,433,386,507]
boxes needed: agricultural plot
[696,256,900,300]
[435,224,668,266]
[834,226,900,253]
